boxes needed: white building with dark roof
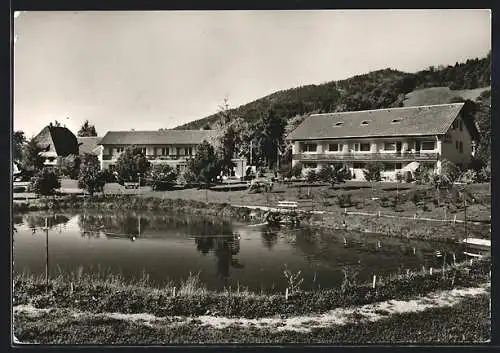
[286,103,479,181]
[98,129,247,177]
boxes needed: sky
[13,10,491,138]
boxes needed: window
[360,143,370,152]
[384,142,396,151]
[353,162,365,169]
[396,163,402,169]
[303,162,317,169]
[185,147,193,155]
[332,163,344,170]
[116,147,124,153]
[328,143,342,152]
[139,148,146,154]
[334,122,344,126]
[459,141,463,153]
[459,121,463,131]
[302,143,317,152]
[421,141,436,150]
[353,143,360,152]
[452,121,458,129]
[161,147,169,155]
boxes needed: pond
[13,211,468,292]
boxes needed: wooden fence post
[453,215,457,224]
[452,252,456,265]
[429,267,433,275]
[285,287,289,301]
[377,211,381,218]
[413,247,416,255]
[372,274,377,289]
[172,287,176,297]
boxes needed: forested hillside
[175,52,490,166]
[176,52,490,130]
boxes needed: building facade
[286,103,477,181]
[33,124,80,169]
[98,129,247,177]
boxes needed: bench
[277,200,298,209]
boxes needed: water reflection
[195,234,244,284]
[261,228,279,251]
[78,212,233,240]
[13,210,470,291]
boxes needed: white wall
[440,112,473,167]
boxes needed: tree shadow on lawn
[381,187,411,192]
[337,185,371,191]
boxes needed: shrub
[337,193,353,208]
[414,164,434,184]
[115,146,151,183]
[148,164,177,191]
[100,169,117,183]
[404,171,413,183]
[61,154,81,179]
[458,169,477,184]
[290,163,303,178]
[78,155,106,196]
[363,163,382,184]
[31,168,61,196]
[440,159,461,184]
[305,169,318,183]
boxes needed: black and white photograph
[12,9,491,345]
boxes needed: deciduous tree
[114,146,151,183]
[185,140,221,186]
[78,153,105,196]
[77,120,98,137]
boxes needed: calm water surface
[13,211,467,292]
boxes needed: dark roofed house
[33,124,79,169]
[286,103,478,181]
[98,129,246,176]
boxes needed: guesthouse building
[98,129,247,177]
[285,103,478,181]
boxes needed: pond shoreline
[14,258,490,319]
[13,194,490,243]
[13,260,491,343]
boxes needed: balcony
[292,152,439,162]
[146,155,192,161]
[102,155,191,161]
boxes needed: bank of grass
[13,190,490,242]
[13,293,490,344]
[14,258,490,320]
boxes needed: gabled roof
[34,125,79,156]
[286,103,466,141]
[99,130,218,145]
[77,136,102,155]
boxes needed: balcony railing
[293,152,439,162]
[102,154,192,161]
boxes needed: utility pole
[464,196,468,239]
[45,217,49,290]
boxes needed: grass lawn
[13,293,490,344]
[102,180,491,222]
